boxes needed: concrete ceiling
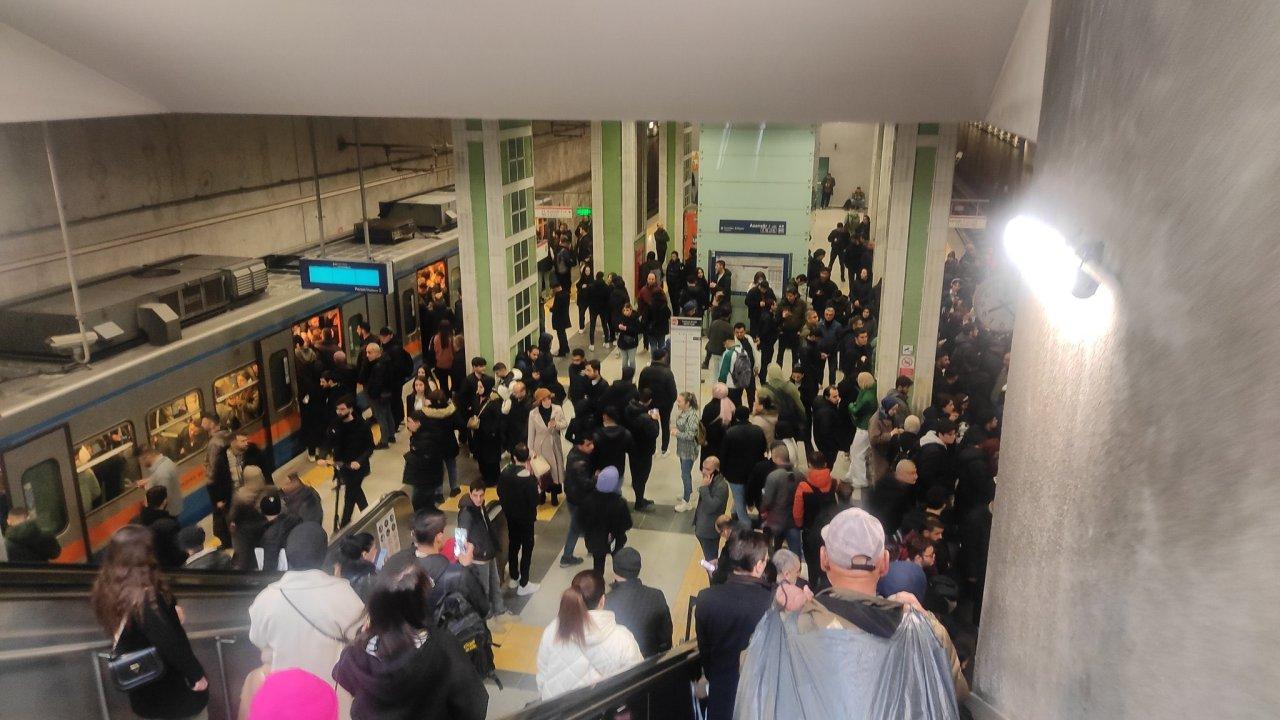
[0,0,1033,125]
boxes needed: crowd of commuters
[68,217,1005,720]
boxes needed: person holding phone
[457,481,507,618]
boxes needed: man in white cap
[773,507,968,704]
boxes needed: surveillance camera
[46,331,100,350]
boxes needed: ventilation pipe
[308,117,328,258]
[42,122,92,364]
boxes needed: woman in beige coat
[527,387,567,505]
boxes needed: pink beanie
[248,668,338,720]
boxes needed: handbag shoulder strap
[279,589,348,645]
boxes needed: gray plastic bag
[733,605,960,720]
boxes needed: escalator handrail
[498,641,701,720]
[0,625,250,663]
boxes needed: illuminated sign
[299,258,391,294]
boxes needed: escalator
[0,490,416,719]
[497,643,703,720]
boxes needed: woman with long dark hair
[90,525,209,720]
[535,570,643,700]
[333,564,488,720]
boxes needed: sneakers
[559,555,584,568]
[589,344,595,351]
[507,578,518,590]
[516,582,541,597]
[674,500,690,513]
[634,499,655,512]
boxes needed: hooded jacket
[536,610,644,700]
[333,626,489,720]
[758,364,806,439]
[3,519,60,562]
[792,468,834,529]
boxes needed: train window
[213,363,262,431]
[21,459,68,536]
[268,350,294,409]
[400,289,417,335]
[147,390,207,461]
[291,307,343,356]
[74,421,141,509]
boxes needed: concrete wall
[0,114,453,303]
[532,120,590,204]
[973,2,1280,719]
[816,122,877,203]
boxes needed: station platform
[287,333,714,715]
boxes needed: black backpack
[428,565,497,683]
[801,480,837,532]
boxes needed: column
[657,121,682,259]
[696,123,815,324]
[453,119,538,363]
[870,123,896,283]
[590,121,639,286]
[873,123,956,409]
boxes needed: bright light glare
[1004,215,1114,342]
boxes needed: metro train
[0,232,460,563]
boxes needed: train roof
[0,231,457,436]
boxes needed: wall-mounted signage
[299,258,392,294]
[719,219,787,235]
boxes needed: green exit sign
[575,207,592,217]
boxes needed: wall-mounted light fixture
[1003,215,1116,339]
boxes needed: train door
[1,427,86,564]
[366,292,389,338]
[341,296,370,358]
[257,329,301,473]
[395,274,421,359]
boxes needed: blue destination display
[299,258,390,293]
[719,219,787,235]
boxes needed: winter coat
[699,401,729,462]
[249,570,365,705]
[591,423,633,479]
[775,296,808,334]
[694,475,729,539]
[580,490,632,556]
[114,593,208,719]
[674,407,701,461]
[624,401,661,456]
[638,363,678,411]
[457,495,498,562]
[705,318,734,356]
[760,464,800,533]
[719,422,767,487]
[749,411,778,447]
[333,626,489,720]
[694,575,773,720]
[868,478,916,539]
[915,431,955,493]
[536,610,644,700]
[527,404,567,488]
[811,397,852,462]
[867,410,897,481]
[497,464,540,526]
[849,383,878,432]
[551,288,572,330]
[606,579,674,658]
[793,467,834,529]
[3,519,60,562]
[758,365,806,440]
[615,314,640,350]
[563,448,595,505]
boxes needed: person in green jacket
[846,372,878,489]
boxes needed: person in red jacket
[792,452,837,588]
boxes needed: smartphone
[453,526,469,551]
[374,548,389,570]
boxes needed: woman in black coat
[579,468,633,575]
[91,526,208,720]
[551,283,572,357]
[575,263,593,332]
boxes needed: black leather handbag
[107,646,165,692]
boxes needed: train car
[0,231,460,564]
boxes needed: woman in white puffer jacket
[536,570,644,699]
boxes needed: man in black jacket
[916,419,959,499]
[719,407,767,529]
[559,434,595,567]
[550,282,572,357]
[208,430,263,547]
[362,343,397,449]
[593,408,633,480]
[638,349,678,454]
[496,444,540,596]
[605,548,673,657]
[256,494,300,571]
[624,391,660,512]
[383,509,490,621]
[867,459,919,540]
[694,531,773,720]
[601,365,638,420]
[566,349,589,404]
[457,482,506,617]
[327,395,375,528]
[378,327,414,429]
[134,486,184,567]
[812,386,852,466]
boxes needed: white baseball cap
[820,507,885,571]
